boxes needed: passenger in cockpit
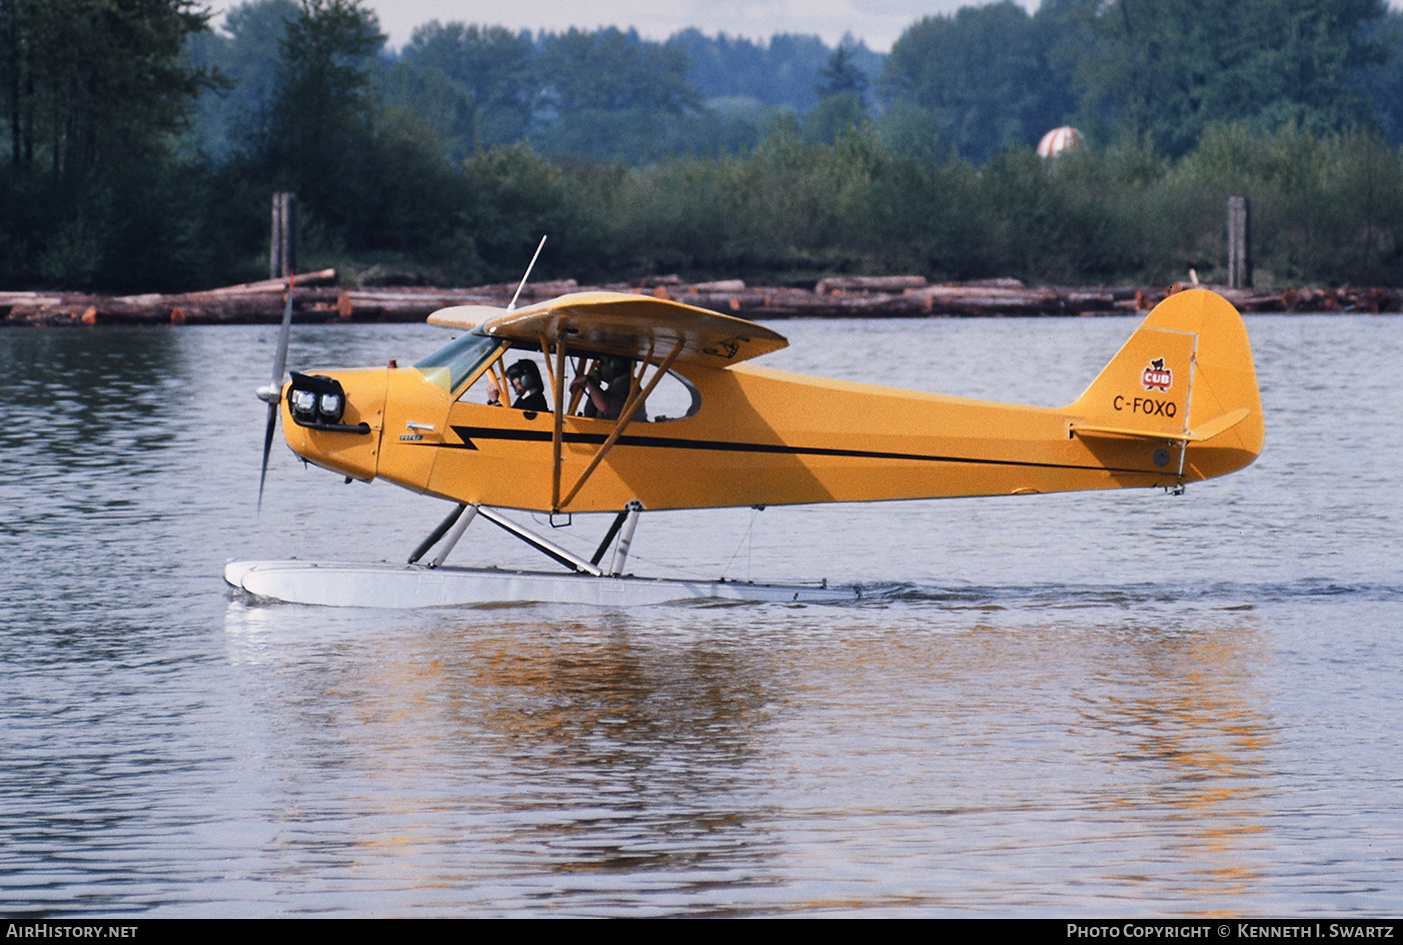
[572,356,638,421]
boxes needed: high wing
[427,291,789,367]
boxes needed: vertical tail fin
[1067,289,1263,483]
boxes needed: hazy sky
[212,0,1037,53]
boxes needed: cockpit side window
[567,355,700,422]
[421,334,701,421]
[649,370,701,422]
[441,342,552,411]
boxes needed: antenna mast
[508,235,548,311]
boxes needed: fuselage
[280,292,1261,514]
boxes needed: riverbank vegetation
[2,0,1402,292]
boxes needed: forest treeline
[2,0,1403,293]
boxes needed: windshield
[414,330,501,392]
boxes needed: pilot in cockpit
[487,359,548,412]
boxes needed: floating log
[4,272,1400,327]
[816,275,928,295]
[906,283,1064,316]
[334,289,502,321]
[683,279,746,294]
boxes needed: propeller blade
[257,274,296,511]
[257,401,278,511]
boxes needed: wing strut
[566,356,587,415]
[550,335,568,510]
[556,339,684,512]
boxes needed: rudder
[1067,289,1263,483]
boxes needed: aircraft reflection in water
[227,286,1262,607]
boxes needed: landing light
[290,388,318,422]
[318,393,344,423]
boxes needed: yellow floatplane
[226,284,1262,606]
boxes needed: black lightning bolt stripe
[424,425,1163,476]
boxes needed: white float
[224,559,854,608]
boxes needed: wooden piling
[1228,196,1251,289]
[269,192,297,280]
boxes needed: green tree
[1078,0,1385,156]
[260,0,382,234]
[376,57,477,158]
[803,91,867,144]
[872,102,951,160]
[399,22,536,145]
[538,28,699,115]
[1,0,211,174]
[880,1,1076,163]
[238,0,488,269]
[666,30,850,112]
[1348,7,1403,144]
[185,0,298,160]
[526,28,704,161]
[266,0,382,176]
[816,44,869,103]
[0,0,220,290]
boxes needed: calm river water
[1,313,1399,916]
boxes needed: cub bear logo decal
[1142,358,1172,392]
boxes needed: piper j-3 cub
[226,277,1262,607]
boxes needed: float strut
[590,508,630,566]
[409,503,467,564]
[609,501,643,576]
[429,504,480,568]
[475,506,603,576]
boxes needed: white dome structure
[1037,126,1084,158]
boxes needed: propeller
[256,272,295,510]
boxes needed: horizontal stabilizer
[1071,407,1251,443]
